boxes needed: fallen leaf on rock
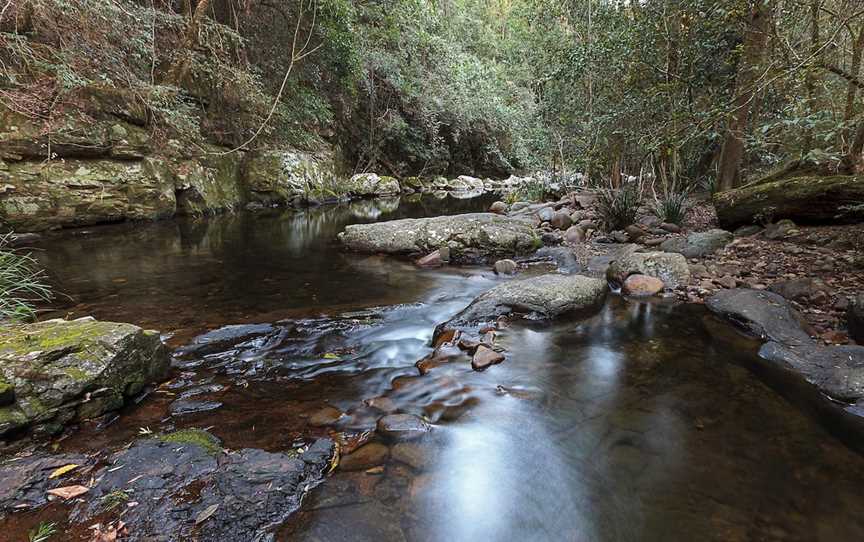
[195,503,219,524]
[89,521,127,542]
[47,485,89,499]
[49,464,79,479]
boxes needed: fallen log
[713,175,864,228]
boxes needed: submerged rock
[472,345,505,371]
[437,274,607,338]
[659,229,733,258]
[338,213,540,262]
[0,317,169,438]
[376,414,431,440]
[339,442,389,471]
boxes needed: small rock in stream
[471,345,505,371]
[376,414,431,440]
[169,398,223,416]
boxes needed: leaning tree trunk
[716,3,772,191]
[713,175,864,228]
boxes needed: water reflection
[33,194,498,339]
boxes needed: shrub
[652,191,691,225]
[596,185,641,231]
[0,234,53,322]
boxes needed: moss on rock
[0,317,170,439]
[158,428,223,456]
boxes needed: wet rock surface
[707,289,864,404]
[436,274,607,338]
[338,213,540,262]
[0,452,92,514]
[376,414,431,440]
[69,436,334,541]
[0,317,169,438]
[851,295,864,344]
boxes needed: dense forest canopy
[1,0,863,186]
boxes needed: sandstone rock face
[606,247,691,288]
[0,158,177,231]
[0,317,170,437]
[437,274,607,337]
[338,213,540,262]
[242,148,342,205]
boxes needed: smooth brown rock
[308,405,344,427]
[622,274,664,296]
[416,249,444,268]
[489,201,508,214]
[550,211,572,230]
[564,225,585,244]
[472,345,505,371]
[391,442,426,470]
[376,414,431,440]
[340,442,389,471]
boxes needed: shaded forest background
[1,0,863,186]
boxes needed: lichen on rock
[0,317,170,438]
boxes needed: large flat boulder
[435,274,607,339]
[706,289,864,405]
[0,317,170,438]
[338,213,540,262]
[704,289,812,347]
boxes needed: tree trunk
[842,25,864,172]
[716,2,772,191]
[713,175,864,228]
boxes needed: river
[6,194,864,541]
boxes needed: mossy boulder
[0,317,170,438]
[348,173,401,197]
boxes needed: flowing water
[7,194,864,541]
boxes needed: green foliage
[0,235,53,322]
[596,186,642,231]
[28,522,56,542]
[100,489,131,511]
[652,191,691,225]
